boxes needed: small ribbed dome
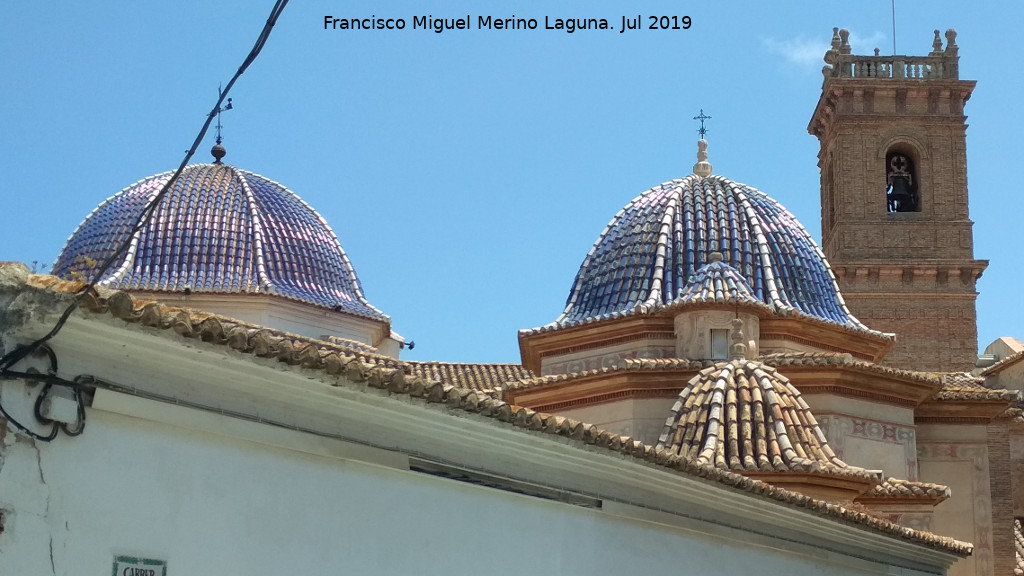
[677,254,763,308]
[558,174,865,329]
[53,164,386,322]
[656,359,848,473]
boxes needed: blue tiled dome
[53,164,387,322]
[558,174,866,329]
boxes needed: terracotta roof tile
[941,372,986,388]
[759,352,942,384]
[0,269,972,557]
[933,373,1019,402]
[656,358,869,480]
[504,357,714,393]
[1002,407,1024,423]
[407,362,535,392]
[981,350,1024,377]
[859,478,951,503]
[321,335,380,355]
[1015,518,1024,576]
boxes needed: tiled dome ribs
[555,174,868,331]
[52,164,387,321]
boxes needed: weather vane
[214,83,233,145]
[693,109,711,139]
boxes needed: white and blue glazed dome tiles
[676,252,764,306]
[52,163,387,322]
[557,174,867,330]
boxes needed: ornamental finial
[693,109,711,139]
[729,318,747,361]
[212,84,233,164]
[693,139,712,179]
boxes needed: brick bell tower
[808,28,987,372]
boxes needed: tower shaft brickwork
[808,29,986,372]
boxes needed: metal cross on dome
[214,84,233,145]
[693,109,711,139]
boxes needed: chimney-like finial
[944,29,958,54]
[693,139,712,179]
[729,318,747,360]
[930,29,943,55]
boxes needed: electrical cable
[0,396,59,442]
[0,0,291,440]
[33,382,56,425]
[0,345,63,441]
[0,369,90,439]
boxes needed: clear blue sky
[2,1,1021,363]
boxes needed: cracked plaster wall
[0,414,61,576]
[0,264,74,575]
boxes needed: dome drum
[674,310,759,360]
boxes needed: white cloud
[763,31,889,68]
[763,36,829,66]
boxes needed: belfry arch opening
[886,148,920,213]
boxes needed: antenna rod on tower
[891,0,897,55]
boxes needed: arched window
[886,150,919,212]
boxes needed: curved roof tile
[656,358,859,476]
[860,478,951,502]
[407,362,536,392]
[1015,519,1024,575]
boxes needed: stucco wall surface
[0,406,942,576]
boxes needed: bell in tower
[886,152,918,213]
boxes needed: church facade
[0,28,1019,576]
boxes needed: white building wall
[0,406,944,576]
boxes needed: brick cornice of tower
[808,29,975,139]
[832,261,988,289]
[809,81,976,140]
